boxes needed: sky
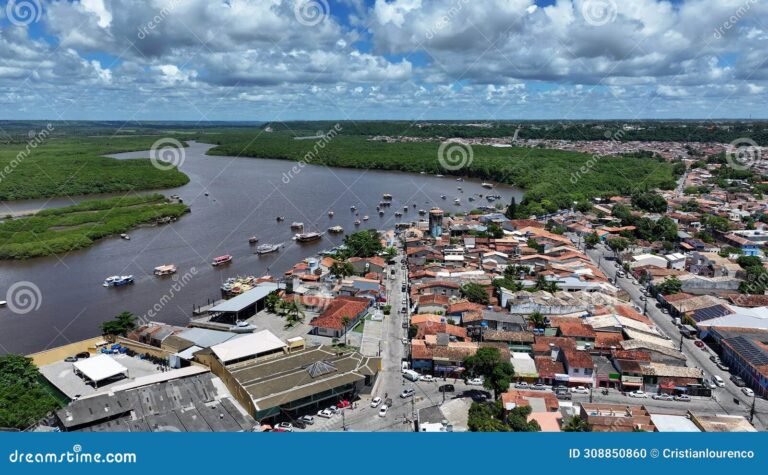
[0,0,766,121]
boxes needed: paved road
[583,242,766,429]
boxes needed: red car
[694,340,704,348]
[337,400,351,409]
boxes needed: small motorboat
[379,210,384,215]
[204,192,209,196]
[255,244,281,255]
[276,216,285,222]
[454,198,461,205]
[328,211,334,217]
[350,205,356,211]
[295,232,322,243]
[103,275,134,287]
[354,220,361,226]
[418,209,426,215]
[0,300,7,306]
[382,193,393,200]
[212,255,233,266]
[481,182,494,189]
[441,194,446,199]
[290,222,304,229]
[403,206,409,212]
[248,236,259,244]
[153,264,177,276]
[328,225,344,233]
[363,215,369,221]
[394,211,402,217]
[120,233,130,240]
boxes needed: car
[694,340,704,348]
[402,321,408,328]
[742,388,755,397]
[532,383,547,391]
[317,409,334,418]
[569,386,589,394]
[378,405,389,417]
[514,382,530,389]
[75,352,90,359]
[652,393,674,401]
[661,308,669,314]
[419,374,434,382]
[401,338,409,345]
[299,415,315,425]
[709,355,720,363]
[706,380,718,390]
[717,362,731,372]
[370,397,382,408]
[438,384,455,393]
[467,378,483,386]
[337,400,351,409]
[731,375,746,387]
[277,422,294,432]
[400,388,415,398]
[64,356,78,363]
[674,395,691,402]
[293,420,306,429]
[629,390,648,398]
[639,295,647,301]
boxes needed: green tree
[382,247,398,262]
[408,324,418,339]
[562,415,591,432]
[606,237,629,254]
[528,311,546,329]
[100,311,137,337]
[282,301,305,327]
[342,230,383,258]
[341,316,351,345]
[330,260,354,278]
[464,347,515,400]
[584,232,600,249]
[486,223,504,238]
[656,276,683,295]
[737,255,762,269]
[0,355,60,429]
[631,192,668,212]
[461,282,490,305]
[468,401,539,432]
[265,291,281,313]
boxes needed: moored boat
[103,275,134,287]
[153,264,177,276]
[212,255,233,266]
[295,232,323,243]
[481,182,494,189]
[255,244,281,255]
[362,215,369,221]
[328,211,334,217]
[328,225,344,233]
[276,216,285,222]
[290,222,304,229]
[120,233,130,240]
[382,193,393,200]
[354,219,361,226]
[248,236,259,244]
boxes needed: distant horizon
[1,118,768,124]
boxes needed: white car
[629,390,648,398]
[317,409,334,418]
[652,393,674,401]
[742,388,755,397]
[277,422,293,432]
[569,386,589,394]
[378,405,389,417]
[370,397,382,408]
[419,375,434,382]
[514,382,530,389]
[467,378,483,386]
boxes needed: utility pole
[749,394,756,424]
[679,335,684,352]
[342,408,347,431]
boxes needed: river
[0,141,522,354]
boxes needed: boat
[456,177,463,182]
[153,264,177,276]
[363,215,369,221]
[328,225,344,233]
[276,216,285,222]
[290,222,304,229]
[457,186,462,191]
[486,195,496,202]
[354,220,361,226]
[120,233,130,240]
[248,236,259,244]
[468,196,475,202]
[441,194,446,199]
[481,182,494,189]
[403,206,409,212]
[350,205,356,211]
[379,210,384,215]
[295,232,323,243]
[418,209,426,215]
[454,198,461,205]
[382,193,393,200]
[394,211,402,217]
[103,275,134,287]
[255,244,281,255]
[212,255,233,266]
[0,301,6,306]
[328,211,334,217]
[435,174,444,177]
[204,192,209,196]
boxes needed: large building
[429,208,444,238]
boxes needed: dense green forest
[0,136,189,201]
[0,194,189,259]
[208,132,678,216]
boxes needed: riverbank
[0,194,189,260]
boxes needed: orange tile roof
[309,296,370,331]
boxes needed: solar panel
[727,336,768,366]
[692,304,731,323]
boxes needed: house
[630,254,668,269]
[561,349,595,387]
[309,296,371,338]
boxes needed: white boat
[382,193,393,200]
[328,225,344,233]
[290,222,304,229]
[256,244,281,254]
[354,220,361,226]
[441,194,446,199]
[295,232,323,243]
[454,198,461,205]
[0,301,7,306]
[212,255,233,266]
[153,264,177,276]
[363,215,369,221]
[350,205,356,211]
[481,182,494,189]
[103,275,134,287]
[120,233,130,240]
[328,211,334,217]
[248,236,259,244]
[418,209,426,215]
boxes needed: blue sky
[0,0,766,120]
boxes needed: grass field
[0,194,189,259]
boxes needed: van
[402,369,420,382]
[712,375,725,388]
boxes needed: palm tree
[330,260,354,278]
[562,416,591,432]
[528,311,546,329]
[341,316,351,345]
[283,301,305,327]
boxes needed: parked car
[370,397,382,408]
[419,374,434,382]
[652,393,674,401]
[694,340,704,348]
[400,388,415,398]
[378,405,389,417]
[742,388,755,397]
[438,384,455,393]
[629,390,648,398]
[317,409,334,418]
[515,382,530,389]
[717,362,731,372]
[731,375,746,387]
[277,422,294,432]
[299,415,315,425]
[467,378,483,386]
[709,355,720,363]
[64,356,78,363]
[75,352,90,359]
[674,395,691,402]
[532,383,547,391]
[337,400,351,409]
[712,375,725,387]
[569,386,589,394]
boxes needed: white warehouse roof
[73,354,128,383]
[210,330,286,363]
